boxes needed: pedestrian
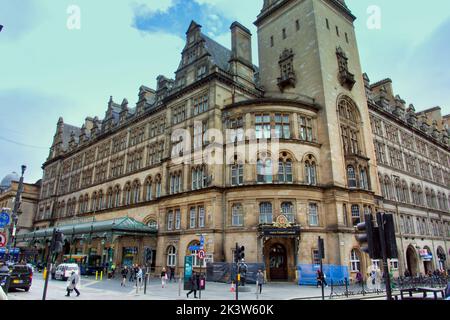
[170,266,175,282]
[186,272,198,299]
[111,263,116,279]
[256,269,264,294]
[129,265,135,282]
[136,266,143,289]
[66,271,80,297]
[404,269,411,278]
[161,267,167,288]
[356,271,363,284]
[121,266,128,287]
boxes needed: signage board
[0,211,10,228]
[0,232,6,247]
[184,256,194,291]
[197,249,206,260]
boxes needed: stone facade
[29,0,449,281]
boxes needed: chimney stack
[229,21,254,87]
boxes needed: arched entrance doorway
[423,247,434,275]
[269,244,288,281]
[437,247,446,270]
[406,246,418,276]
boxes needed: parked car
[54,264,80,281]
[8,265,33,292]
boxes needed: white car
[54,264,80,281]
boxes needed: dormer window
[197,65,207,79]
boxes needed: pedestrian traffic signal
[356,214,382,259]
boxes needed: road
[8,273,337,301]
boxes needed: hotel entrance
[268,244,288,281]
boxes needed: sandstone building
[18,0,449,281]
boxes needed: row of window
[166,206,206,231]
[379,174,450,212]
[370,115,449,166]
[399,215,450,238]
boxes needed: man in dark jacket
[186,272,199,299]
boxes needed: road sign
[200,235,205,246]
[0,233,6,247]
[0,211,10,228]
[189,245,202,251]
[197,249,206,260]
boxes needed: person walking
[170,266,175,282]
[121,266,128,287]
[186,272,198,299]
[129,265,135,283]
[161,267,167,288]
[111,263,116,279]
[136,266,144,289]
[66,271,80,297]
[256,269,264,294]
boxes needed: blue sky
[0,0,449,183]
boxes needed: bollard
[95,271,98,281]
[144,273,148,295]
[178,274,182,297]
[100,271,103,281]
[43,268,47,281]
[345,278,349,298]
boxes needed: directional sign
[189,245,202,251]
[0,232,6,248]
[197,250,206,260]
[0,211,10,228]
[200,235,205,246]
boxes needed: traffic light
[356,214,382,259]
[234,244,245,263]
[318,237,325,260]
[51,230,65,254]
[382,214,398,259]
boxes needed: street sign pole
[318,237,325,301]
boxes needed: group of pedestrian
[120,265,145,288]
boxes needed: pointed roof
[186,20,202,34]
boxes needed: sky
[0,0,449,183]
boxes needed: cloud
[0,0,43,41]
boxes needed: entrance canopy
[16,217,157,243]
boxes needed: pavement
[7,273,338,301]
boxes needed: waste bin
[0,273,11,295]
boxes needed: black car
[8,265,33,292]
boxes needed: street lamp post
[7,165,26,263]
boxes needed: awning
[15,217,157,242]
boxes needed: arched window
[192,167,206,191]
[187,241,204,267]
[60,201,66,218]
[281,202,295,223]
[350,249,361,272]
[394,179,402,202]
[338,97,362,156]
[145,178,153,202]
[231,204,244,226]
[259,202,273,224]
[359,168,369,190]
[167,246,177,267]
[305,156,317,186]
[131,180,141,204]
[123,183,132,206]
[347,166,357,188]
[257,157,273,184]
[107,188,113,209]
[431,190,437,209]
[91,192,98,212]
[98,190,104,210]
[147,220,158,229]
[78,196,84,214]
[155,175,162,198]
[402,181,409,204]
[278,154,293,183]
[113,185,121,208]
[417,186,424,206]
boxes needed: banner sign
[184,256,194,291]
